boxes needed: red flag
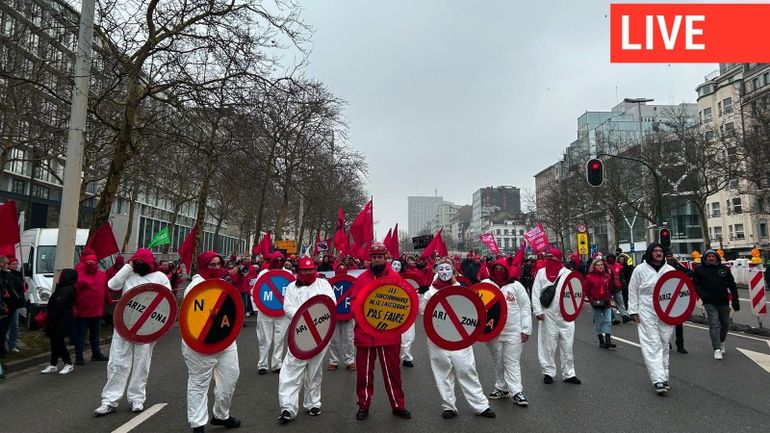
[178,225,199,272]
[350,200,373,245]
[390,223,400,258]
[85,222,120,260]
[0,200,21,246]
[354,241,370,262]
[313,234,321,256]
[383,228,392,250]
[0,243,16,259]
[479,232,500,255]
[252,231,272,256]
[419,228,448,260]
[333,208,348,253]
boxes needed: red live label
[610,3,770,63]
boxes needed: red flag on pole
[333,208,348,253]
[85,222,120,260]
[479,232,500,255]
[350,200,373,245]
[0,200,21,246]
[419,228,448,260]
[252,231,272,256]
[383,228,392,250]
[390,223,400,258]
[178,225,199,272]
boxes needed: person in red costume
[349,242,411,421]
[230,257,257,321]
[73,248,111,365]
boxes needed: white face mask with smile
[437,263,454,282]
[391,261,402,273]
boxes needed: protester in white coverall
[422,258,495,419]
[183,251,241,433]
[628,242,675,395]
[327,264,356,371]
[255,252,291,375]
[94,249,171,416]
[278,257,336,423]
[531,248,581,385]
[479,264,511,399]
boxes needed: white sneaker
[41,365,58,374]
[94,404,117,416]
[10,347,20,353]
[720,344,726,354]
[59,364,74,375]
[131,402,144,413]
[714,349,723,360]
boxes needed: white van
[19,228,90,329]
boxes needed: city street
[3,311,770,433]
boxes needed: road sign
[590,244,599,255]
[287,294,337,360]
[423,286,486,350]
[353,277,419,338]
[180,279,244,354]
[274,240,298,254]
[113,283,177,344]
[329,274,356,321]
[456,275,472,287]
[577,223,587,233]
[653,270,697,326]
[749,271,767,317]
[252,270,295,317]
[577,233,589,255]
[559,271,586,322]
[471,282,508,342]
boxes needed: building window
[732,197,742,214]
[31,184,50,199]
[11,178,25,194]
[718,101,722,116]
[723,97,733,114]
[713,226,722,239]
[703,107,712,121]
[729,179,739,189]
[504,229,509,236]
[735,224,745,240]
[711,202,720,218]
[728,225,733,239]
[754,77,761,91]
[760,222,768,238]
[496,229,501,236]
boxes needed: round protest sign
[180,279,245,354]
[353,277,419,338]
[401,271,424,290]
[113,283,177,344]
[287,294,337,360]
[471,282,508,342]
[252,270,295,317]
[329,274,356,321]
[559,271,586,322]
[653,270,697,325]
[456,275,472,288]
[423,286,486,350]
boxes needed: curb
[5,337,112,374]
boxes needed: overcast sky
[296,0,719,237]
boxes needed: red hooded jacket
[74,254,111,318]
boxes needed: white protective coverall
[278,278,336,418]
[101,265,170,408]
[628,261,675,384]
[327,318,355,367]
[400,323,416,363]
[255,268,292,371]
[422,283,489,414]
[182,275,240,428]
[494,280,532,397]
[531,266,576,379]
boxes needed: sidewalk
[4,335,113,375]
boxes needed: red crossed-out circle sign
[180,279,245,354]
[471,282,508,342]
[653,270,697,326]
[329,274,356,321]
[423,286,486,350]
[114,283,177,344]
[559,271,586,322]
[353,277,419,339]
[401,271,425,290]
[456,275,473,288]
[288,294,337,360]
[252,270,295,317]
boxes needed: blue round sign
[329,274,356,321]
[252,270,295,317]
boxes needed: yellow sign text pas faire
[363,284,413,331]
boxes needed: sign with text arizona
[353,277,418,338]
[113,283,177,344]
[611,3,770,63]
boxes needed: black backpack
[1,274,25,310]
[539,275,562,308]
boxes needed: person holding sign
[350,242,412,421]
[277,257,336,423]
[422,258,496,419]
[531,249,581,385]
[255,252,291,375]
[692,249,739,360]
[628,243,675,395]
[95,249,171,416]
[182,252,241,433]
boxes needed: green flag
[147,226,171,248]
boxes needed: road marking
[111,403,167,433]
[682,322,770,342]
[610,335,640,348]
[736,348,770,374]
[739,298,769,303]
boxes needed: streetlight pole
[622,97,663,230]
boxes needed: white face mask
[437,264,454,282]
[391,261,402,273]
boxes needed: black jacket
[461,259,480,284]
[692,256,737,306]
[46,269,78,338]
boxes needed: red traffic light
[659,228,671,249]
[586,158,604,187]
[591,162,600,170]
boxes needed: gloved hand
[732,301,740,311]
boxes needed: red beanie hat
[130,248,156,269]
[81,247,97,263]
[197,250,222,270]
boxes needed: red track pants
[355,344,406,410]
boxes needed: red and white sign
[749,271,767,317]
[401,272,424,290]
[113,283,177,344]
[479,232,500,255]
[471,282,508,342]
[288,295,337,360]
[559,271,585,322]
[524,224,550,252]
[576,223,587,233]
[423,286,486,350]
[353,277,419,339]
[653,271,697,326]
[180,279,245,354]
[252,270,295,317]
[456,275,472,288]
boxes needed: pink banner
[524,224,550,252]
[479,232,500,255]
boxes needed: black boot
[598,334,609,349]
[605,334,617,348]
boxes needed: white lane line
[611,336,640,348]
[738,298,769,303]
[111,403,167,433]
[736,348,770,374]
[682,322,770,342]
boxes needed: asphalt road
[3,310,770,433]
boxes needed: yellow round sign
[353,277,418,338]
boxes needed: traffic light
[586,158,604,187]
[659,228,671,249]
